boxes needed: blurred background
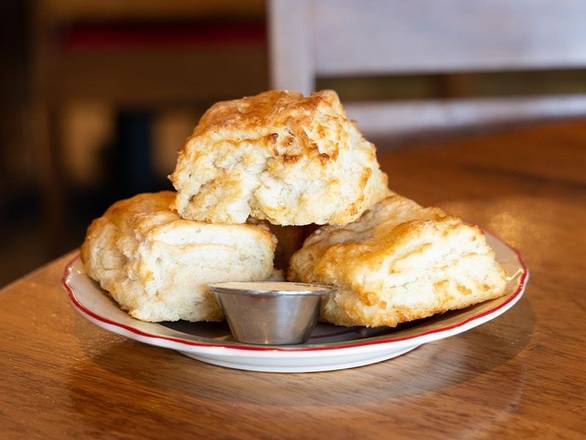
[2,0,586,286]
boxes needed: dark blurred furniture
[0,1,34,212]
[1,119,585,438]
[269,0,586,136]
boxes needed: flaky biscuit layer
[81,192,276,322]
[170,90,389,225]
[289,194,508,327]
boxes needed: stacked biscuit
[82,90,507,327]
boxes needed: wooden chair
[268,0,586,136]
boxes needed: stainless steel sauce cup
[208,281,334,345]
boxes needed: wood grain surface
[1,121,585,439]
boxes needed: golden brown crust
[191,90,344,142]
[170,90,389,225]
[288,193,508,327]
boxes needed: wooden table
[1,121,585,439]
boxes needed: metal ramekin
[209,281,334,345]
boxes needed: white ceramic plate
[63,233,528,373]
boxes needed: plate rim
[62,232,528,354]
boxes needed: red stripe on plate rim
[62,234,528,353]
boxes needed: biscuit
[288,193,508,327]
[170,90,389,225]
[81,192,276,322]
